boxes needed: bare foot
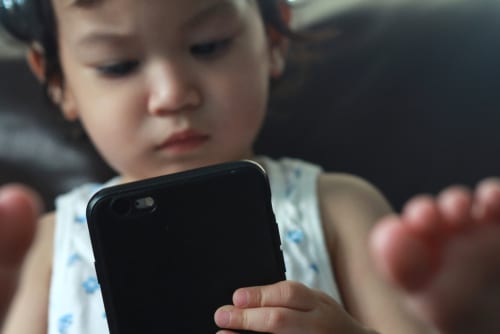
[0,184,41,324]
[370,178,500,334]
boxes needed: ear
[269,42,287,78]
[56,86,79,122]
[26,45,79,121]
[26,44,46,82]
[267,1,291,78]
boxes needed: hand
[214,280,369,334]
[0,184,41,324]
[370,178,500,334]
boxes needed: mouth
[156,129,210,154]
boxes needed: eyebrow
[75,31,137,50]
[67,0,237,15]
[66,0,102,7]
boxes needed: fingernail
[215,308,231,327]
[233,290,249,307]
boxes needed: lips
[156,129,210,153]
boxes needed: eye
[96,60,140,77]
[190,38,233,59]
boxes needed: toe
[437,186,473,231]
[370,216,435,292]
[402,195,442,238]
[474,178,500,224]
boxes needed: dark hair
[0,0,59,94]
[0,0,295,93]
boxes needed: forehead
[52,0,252,20]
[52,0,258,49]
[51,0,253,35]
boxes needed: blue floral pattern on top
[310,263,320,273]
[82,277,100,294]
[74,215,87,225]
[258,157,341,302]
[67,253,82,267]
[58,314,73,334]
[287,230,305,244]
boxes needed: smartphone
[86,160,286,334]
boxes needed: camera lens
[110,198,131,216]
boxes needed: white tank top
[48,157,341,334]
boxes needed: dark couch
[1,0,500,212]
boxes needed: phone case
[86,160,286,334]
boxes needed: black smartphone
[86,160,286,334]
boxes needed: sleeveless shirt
[48,157,341,334]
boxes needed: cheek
[79,109,129,161]
[77,105,145,177]
[214,42,271,128]
[67,68,145,131]
[232,66,269,130]
[77,92,132,133]
[215,75,269,148]
[70,82,146,159]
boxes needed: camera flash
[135,196,155,210]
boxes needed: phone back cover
[87,161,286,333]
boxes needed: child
[1,0,500,333]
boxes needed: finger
[232,281,316,311]
[0,184,43,220]
[473,178,500,224]
[401,195,443,238]
[370,215,435,291]
[436,185,473,230]
[214,305,310,334]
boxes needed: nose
[147,61,202,116]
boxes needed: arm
[2,212,54,334]
[318,173,431,333]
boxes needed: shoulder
[318,172,392,217]
[317,172,393,242]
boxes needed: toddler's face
[51,0,284,181]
